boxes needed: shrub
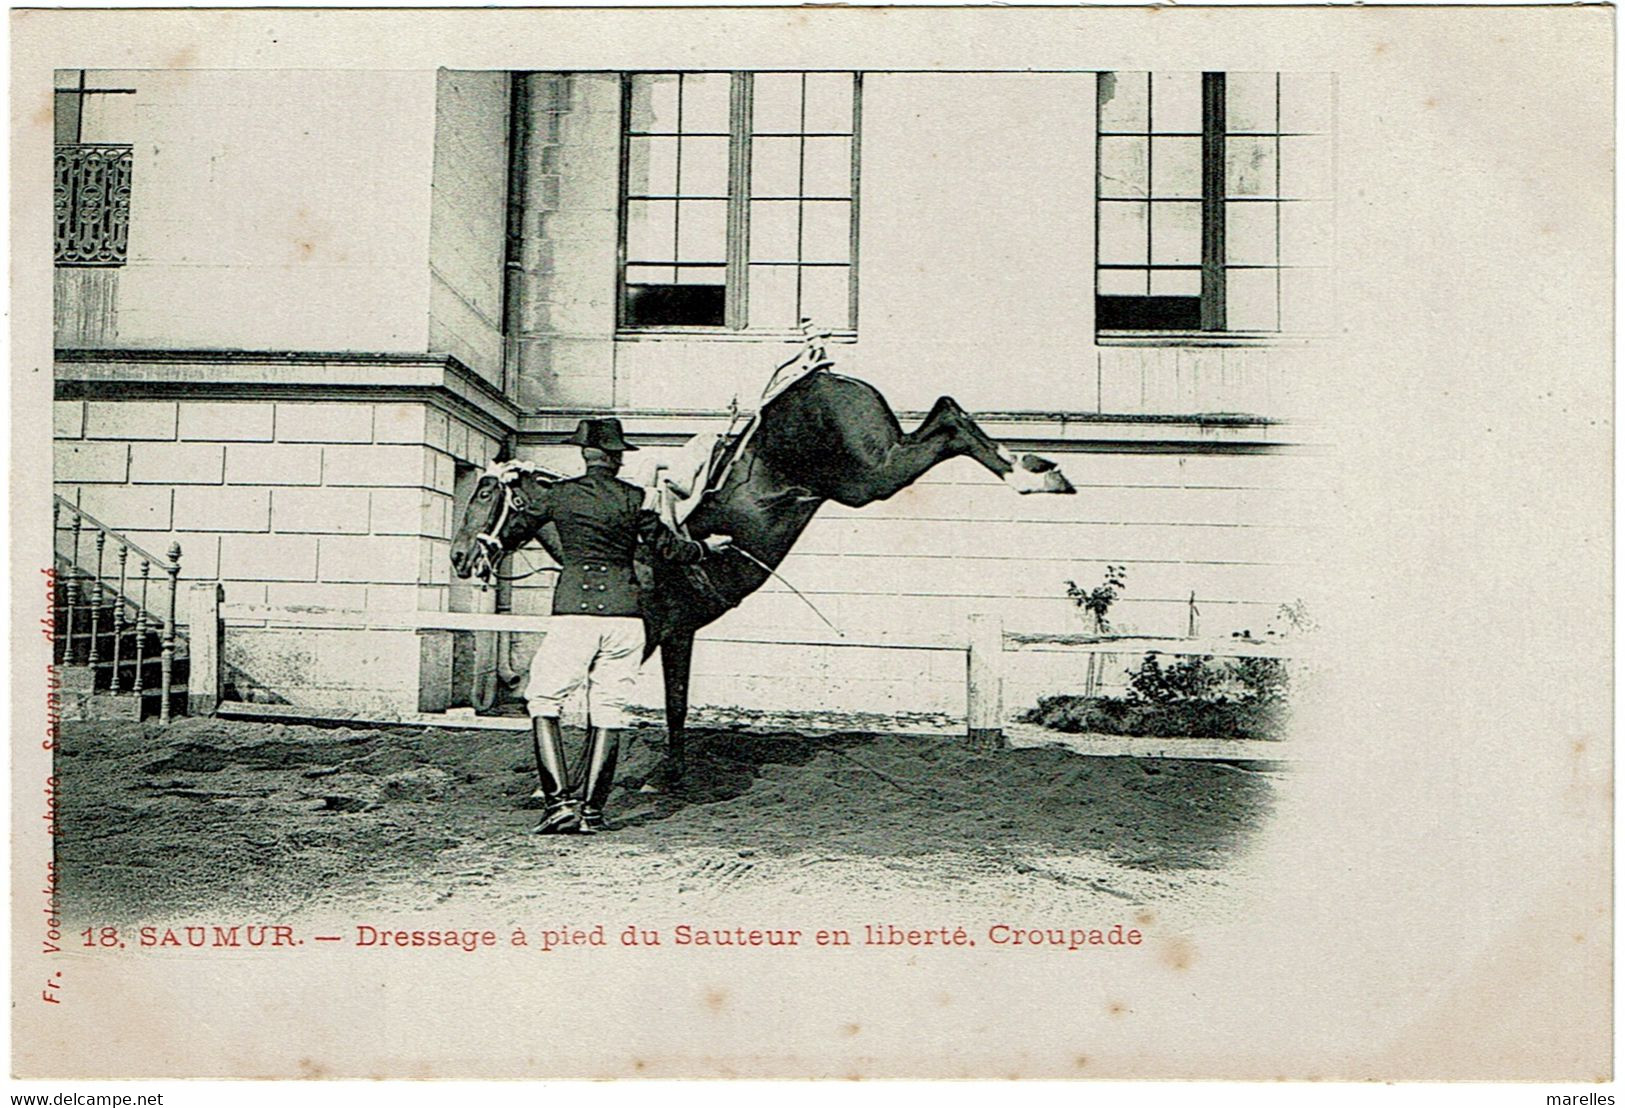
[1020,649,1292,741]
[1127,652,1223,705]
[1019,690,1286,741]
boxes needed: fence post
[160,542,181,724]
[966,612,1005,751]
[186,582,224,717]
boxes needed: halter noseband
[470,459,566,586]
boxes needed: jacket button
[596,604,605,611]
[579,603,588,610]
[582,583,590,590]
[598,584,606,591]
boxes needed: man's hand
[702,534,734,556]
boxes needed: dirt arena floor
[56,717,1279,927]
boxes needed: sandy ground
[56,718,1279,928]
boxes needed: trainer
[524,417,731,835]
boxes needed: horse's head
[449,460,559,586]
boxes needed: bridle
[469,459,566,588]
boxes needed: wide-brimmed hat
[566,417,638,452]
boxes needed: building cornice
[519,407,1321,454]
[54,348,522,442]
[53,349,1324,453]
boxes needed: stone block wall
[53,394,504,713]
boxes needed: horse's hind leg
[834,396,1073,506]
[923,396,1077,496]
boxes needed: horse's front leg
[643,629,695,793]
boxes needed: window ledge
[616,329,858,343]
[1096,330,1329,348]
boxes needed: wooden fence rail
[200,603,1304,747]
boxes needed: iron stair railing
[52,494,185,722]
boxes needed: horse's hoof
[1038,468,1075,494]
[1005,454,1075,494]
[639,759,687,795]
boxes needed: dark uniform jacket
[528,464,706,618]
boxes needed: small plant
[1273,598,1318,636]
[1065,566,1127,697]
[1065,565,1127,632]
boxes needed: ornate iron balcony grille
[55,143,132,266]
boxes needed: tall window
[620,72,861,332]
[1096,71,1333,335]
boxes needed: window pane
[1151,136,1201,198]
[628,74,681,133]
[1097,295,1200,330]
[676,199,727,263]
[802,137,852,197]
[749,200,800,262]
[1279,134,1332,199]
[1099,72,1150,133]
[748,264,798,329]
[751,136,802,197]
[1225,72,1277,133]
[626,264,676,285]
[800,200,851,263]
[1150,201,1200,265]
[1225,268,1278,331]
[1225,201,1277,265]
[1098,268,1150,295]
[1150,268,1201,295]
[802,73,855,133]
[1151,72,1202,133]
[678,136,730,196]
[626,136,678,196]
[1279,201,1333,265]
[1098,201,1149,265]
[752,73,804,133]
[626,199,677,261]
[676,265,726,285]
[1225,136,1278,197]
[681,73,732,133]
[1099,136,1149,198]
[800,265,851,329]
[625,283,725,328]
[1279,267,1334,333]
[1279,73,1333,133]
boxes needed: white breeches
[524,616,646,729]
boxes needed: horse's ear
[492,434,517,464]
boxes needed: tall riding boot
[578,727,622,834]
[530,717,580,835]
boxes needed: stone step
[59,686,185,723]
[57,665,97,692]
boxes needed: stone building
[53,67,1329,719]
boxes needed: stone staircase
[54,495,189,722]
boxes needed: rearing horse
[450,368,1074,784]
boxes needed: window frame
[1095,70,1332,344]
[616,71,863,338]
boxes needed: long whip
[728,544,844,637]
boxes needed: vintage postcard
[9,4,1612,1083]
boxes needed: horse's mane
[484,458,567,484]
